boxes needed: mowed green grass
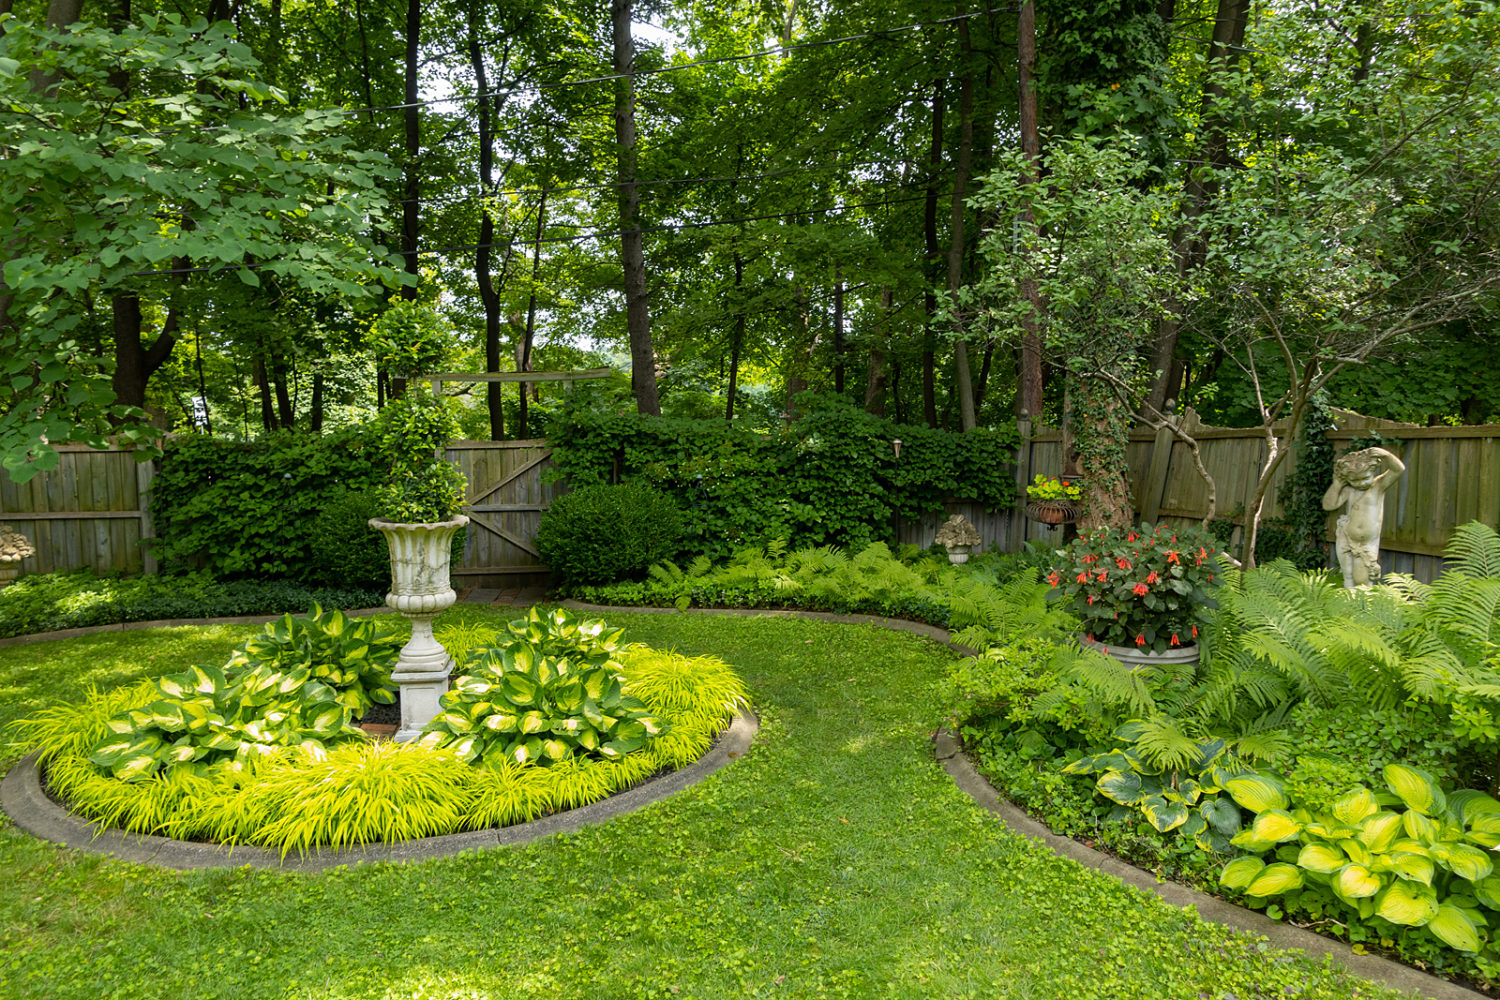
[0,610,1402,1000]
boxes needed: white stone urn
[369,515,469,742]
[945,545,972,565]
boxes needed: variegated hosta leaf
[1096,770,1145,806]
[1471,875,1500,911]
[1372,851,1435,886]
[1384,764,1446,817]
[1224,774,1288,814]
[1431,841,1494,882]
[1427,904,1483,953]
[1404,810,1440,845]
[1375,880,1440,926]
[1340,838,1374,868]
[1199,797,1241,836]
[1141,795,1190,833]
[1451,789,1500,826]
[1331,787,1379,826]
[1245,863,1304,897]
[1220,856,1265,890]
[1297,843,1347,874]
[1333,864,1383,901]
[1356,812,1404,853]
[1248,809,1302,843]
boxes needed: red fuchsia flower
[1086,634,1094,642]
[1096,570,1108,582]
[1116,557,1132,570]
[1199,547,1207,559]
[1170,634,1181,646]
[1135,634,1147,647]
[1086,594,1095,605]
[1048,571,1061,587]
[1132,582,1149,596]
[1191,625,1198,637]
[1146,570,1158,585]
[1166,550,1180,564]
[1127,533,1137,542]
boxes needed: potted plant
[934,513,982,564]
[1046,520,1221,668]
[1024,474,1082,525]
[366,301,469,741]
[0,524,35,589]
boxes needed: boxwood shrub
[535,484,685,587]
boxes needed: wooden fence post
[136,459,158,575]
[1138,423,1175,523]
[1013,415,1033,553]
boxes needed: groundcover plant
[0,609,1406,1000]
[7,606,746,852]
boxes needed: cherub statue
[1321,447,1405,588]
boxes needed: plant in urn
[367,302,469,741]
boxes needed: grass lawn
[0,609,1403,1000]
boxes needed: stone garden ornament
[0,524,35,589]
[1321,447,1405,589]
[935,513,982,564]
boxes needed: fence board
[447,440,562,586]
[0,447,146,577]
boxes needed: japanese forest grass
[4,608,745,853]
[0,612,1404,1000]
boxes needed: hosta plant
[1064,720,1255,851]
[87,605,397,781]
[421,642,667,766]
[1220,763,1500,954]
[476,606,628,668]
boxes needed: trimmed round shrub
[536,484,684,587]
[307,487,389,588]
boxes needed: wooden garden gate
[444,440,561,586]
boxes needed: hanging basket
[1024,500,1079,525]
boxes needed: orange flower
[1191,624,1199,637]
[1132,582,1149,596]
[1170,634,1181,646]
[1097,570,1108,582]
[1166,550,1180,564]
[1086,594,1094,604]
[1146,570,1158,585]
[1076,572,1089,583]
[1135,634,1146,646]
[1048,571,1061,586]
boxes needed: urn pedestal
[1081,636,1200,671]
[369,515,469,742]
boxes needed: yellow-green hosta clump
[9,613,748,854]
[1220,763,1500,956]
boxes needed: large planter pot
[1081,636,1200,671]
[1024,500,1079,526]
[369,515,469,742]
[946,545,972,565]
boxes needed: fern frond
[1445,521,1500,579]
[1130,714,1200,772]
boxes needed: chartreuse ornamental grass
[0,612,1402,1000]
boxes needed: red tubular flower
[1135,634,1146,647]
[1076,572,1089,583]
[1048,571,1061,587]
[1086,594,1095,605]
[1166,550,1180,564]
[1191,625,1199,637]
[1170,634,1181,647]
[1132,582,1149,596]
[1096,570,1108,582]
[1127,533,1137,542]
[1116,557,1132,570]
[1146,570,1158,585]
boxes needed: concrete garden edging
[0,603,1486,996]
[0,710,757,873]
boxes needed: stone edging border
[0,710,757,873]
[0,603,1484,997]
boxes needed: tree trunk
[468,23,504,440]
[309,371,323,432]
[518,187,548,439]
[922,77,945,429]
[864,287,892,416]
[1145,0,1249,414]
[611,0,660,416]
[832,265,845,395]
[726,248,745,422]
[272,360,294,428]
[949,19,977,431]
[1016,0,1044,420]
[111,294,178,416]
[253,354,276,431]
[400,0,420,303]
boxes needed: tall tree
[611,0,660,415]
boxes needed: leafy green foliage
[1253,397,1336,570]
[369,385,468,523]
[373,459,468,525]
[1049,521,1222,652]
[84,605,397,781]
[1222,768,1500,957]
[367,300,452,380]
[535,483,685,586]
[149,428,387,580]
[547,396,1018,561]
[1065,724,1250,851]
[0,567,384,640]
[0,15,401,484]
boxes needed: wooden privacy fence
[445,439,561,587]
[0,446,156,577]
[1002,410,1500,581]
